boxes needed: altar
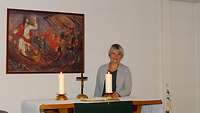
[21,97,162,113]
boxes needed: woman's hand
[112,92,120,99]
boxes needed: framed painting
[6,8,84,74]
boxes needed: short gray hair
[108,44,124,57]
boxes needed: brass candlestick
[103,93,113,99]
[76,73,88,99]
[56,94,68,100]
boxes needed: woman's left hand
[112,92,120,98]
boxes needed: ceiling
[171,0,200,3]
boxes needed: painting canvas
[6,8,84,74]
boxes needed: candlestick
[56,72,68,100]
[56,93,67,100]
[58,72,65,94]
[105,72,112,93]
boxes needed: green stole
[74,101,133,113]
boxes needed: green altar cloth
[74,101,133,113]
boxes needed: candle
[58,72,65,94]
[105,72,112,93]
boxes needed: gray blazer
[94,63,132,97]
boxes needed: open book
[80,97,119,102]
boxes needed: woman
[94,44,132,98]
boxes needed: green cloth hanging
[74,101,133,113]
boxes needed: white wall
[194,3,200,113]
[163,1,200,113]
[170,2,196,113]
[0,0,163,113]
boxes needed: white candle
[58,72,65,94]
[105,72,112,93]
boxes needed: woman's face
[109,50,123,64]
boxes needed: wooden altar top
[39,99,162,113]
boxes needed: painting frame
[6,8,84,74]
